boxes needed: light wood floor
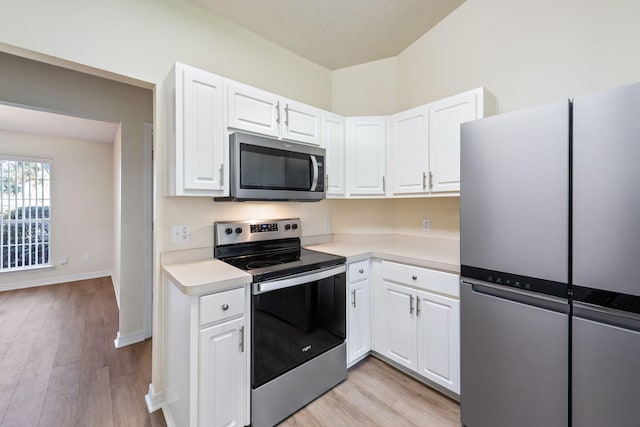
[0,277,165,427]
[0,277,459,426]
[279,356,461,426]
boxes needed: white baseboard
[145,383,165,413]
[114,329,147,348]
[0,270,113,292]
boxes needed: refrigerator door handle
[462,279,569,313]
[573,301,640,332]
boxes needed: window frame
[0,155,52,273]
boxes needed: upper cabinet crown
[227,82,322,146]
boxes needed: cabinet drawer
[200,287,245,326]
[381,261,459,298]
[348,260,370,283]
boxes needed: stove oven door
[251,265,346,388]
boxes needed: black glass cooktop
[219,246,345,283]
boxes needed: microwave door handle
[310,155,319,191]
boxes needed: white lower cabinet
[347,259,371,366]
[416,290,460,394]
[372,260,460,395]
[163,278,249,427]
[199,317,246,427]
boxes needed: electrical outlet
[422,219,431,232]
[323,218,331,232]
[59,256,68,265]
[84,253,93,261]
[172,225,191,242]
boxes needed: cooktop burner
[213,218,345,282]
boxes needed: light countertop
[162,234,460,296]
[306,234,460,274]
[162,259,251,296]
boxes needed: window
[0,157,51,271]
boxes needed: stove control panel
[215,218,302,246]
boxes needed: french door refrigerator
[460,100,570,427]
[571,83,640,427]
[460,82,640,427]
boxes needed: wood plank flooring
[0,277,165,427]
[279,357,460,426]
[1,277,460,426]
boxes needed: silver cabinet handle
[219,164,224,187]
[429,171,433,190]
[276,101,281,124]
[358,269,364,274]
[284,104,289,126]
[222,304,229,311]
[423,172,427,190]
[409,295,414,314]
[416,296,421,316]
[326,174,329,189]
[239,326,245,352]
[412,275,418,280]
[351,290,356,307]
[382,175,386,192]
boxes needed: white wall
[397,0,640,112]
[0,130,114,290]
[332,57,397,115]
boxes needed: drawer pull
[412,275,418,280]
[358,269,364,274]
[222,304,229,311]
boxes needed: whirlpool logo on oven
[302,345,312,352]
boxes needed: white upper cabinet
[165,62,227,196]
[429,88,495,193]
[322,111,346,196]
[347,117,388,196]
[392,106,429,195]
[227,83,322,145]
[227,82,280,138]
[280,98,322,145]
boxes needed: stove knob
[235,227,243,234]
[225,228,233,235]
[292,223,298,230]
[285,224,291,230]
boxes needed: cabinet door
[227,83,280,137]
[322,112,346,196]
[416,290,460,394]
[347,118,387,195]
[199,317,247,427]
[182,65,226,192]
[282,99,322,145]
[347,279,371,365]
[429,91,477,192]
[392,106,429,194]
[378,281,417,370]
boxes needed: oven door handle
[253,264,346,294]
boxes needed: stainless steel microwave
[222,132,325,201]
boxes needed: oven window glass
[252,272,346,388]
[240,144,312,190]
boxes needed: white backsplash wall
[394,197,460,239]
[158,197,334,252]
[329,197,459,239]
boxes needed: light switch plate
[422,219,431,232]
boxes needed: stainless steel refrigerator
[460,82,640,427]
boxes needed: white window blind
[0,157,51,271]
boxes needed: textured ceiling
[186,0,465,70]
